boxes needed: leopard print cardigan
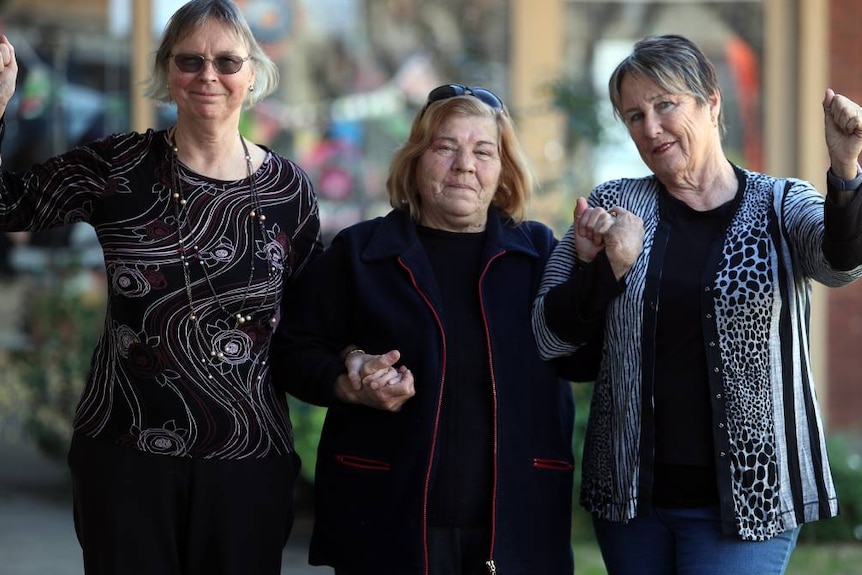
[533,166,862,541]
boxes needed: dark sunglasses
[171,53,252,75]
[424,84,504,112]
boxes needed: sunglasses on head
[424,84,504,112]
[171,53,252,75]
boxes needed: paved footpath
[0,437,333,574]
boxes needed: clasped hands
[335,349,415,412]
[573,196,644,280]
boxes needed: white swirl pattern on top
[0,127,321,459]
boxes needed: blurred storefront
[0,0,860,432]
[0,0,775,235]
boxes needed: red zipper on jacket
[399,250,505,574]
[477,251,504,573]
[398,257,448,575]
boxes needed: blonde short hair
[386,96,533,224]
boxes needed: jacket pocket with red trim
[532,457,574,471]
[334,454,392,471]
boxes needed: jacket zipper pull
[485,559,497,574]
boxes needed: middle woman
[276,84,596,575]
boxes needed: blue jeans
[592,507,800,575]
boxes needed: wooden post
[130,0,154,132]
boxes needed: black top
[652,189,738,507]
[419,225,492,527]
[0,126,322,459]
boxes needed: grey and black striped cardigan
[532,166,862,541]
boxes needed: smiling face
[619,73,720,185]
[415,113,502,232]
[168,19,254,126]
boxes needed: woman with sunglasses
[272,84,597,575]
[0,1,322,574]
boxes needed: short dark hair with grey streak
[608,34,726,136]
[143,0,279,107]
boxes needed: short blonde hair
[386,96,533,224]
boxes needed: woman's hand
[573,196,644,279]
[603,206,645,280]
[336,349,416,412]
[573,196,616,262]
[823,88,862,180]
[0,35,18,116]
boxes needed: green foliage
[571,380,596,540]
[544,77,607,149]
[288,396,326,483]
[8,277,104,460]
[786,543,862,574]
[573,540,862,575]
[798,435,862,543]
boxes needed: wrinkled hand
[823,88,862,179]
[573,196,644,279]
[0,35,18,115]
[603,207,644,280]
[573,196,616,262]
[336,349,415,412]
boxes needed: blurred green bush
[288,397,326,483]
[797,434,862,543]
[2,277,102,459]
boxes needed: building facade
[1,0,860,431]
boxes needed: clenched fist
[0,35,18,115]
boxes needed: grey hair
[608,34,725,136]
[142,0,279,107]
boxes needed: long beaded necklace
[167,128,279,373]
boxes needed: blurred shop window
[234,0,512,246]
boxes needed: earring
[249,85,255,92]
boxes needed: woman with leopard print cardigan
[531,34,862,575]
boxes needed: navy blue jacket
[276,207,597,574]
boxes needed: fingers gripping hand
[360,350,404,390]
[339,349,416,411]
[336,366,416,412]
[602,207,645,278]
[573,197,618,263]
[345,349,401,389]
[369,366,415,412]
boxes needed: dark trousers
[68,433,299,575]
[335,525,490,575]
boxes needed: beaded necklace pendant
[167,128,279,377]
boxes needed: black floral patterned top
[0,124,322,459]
